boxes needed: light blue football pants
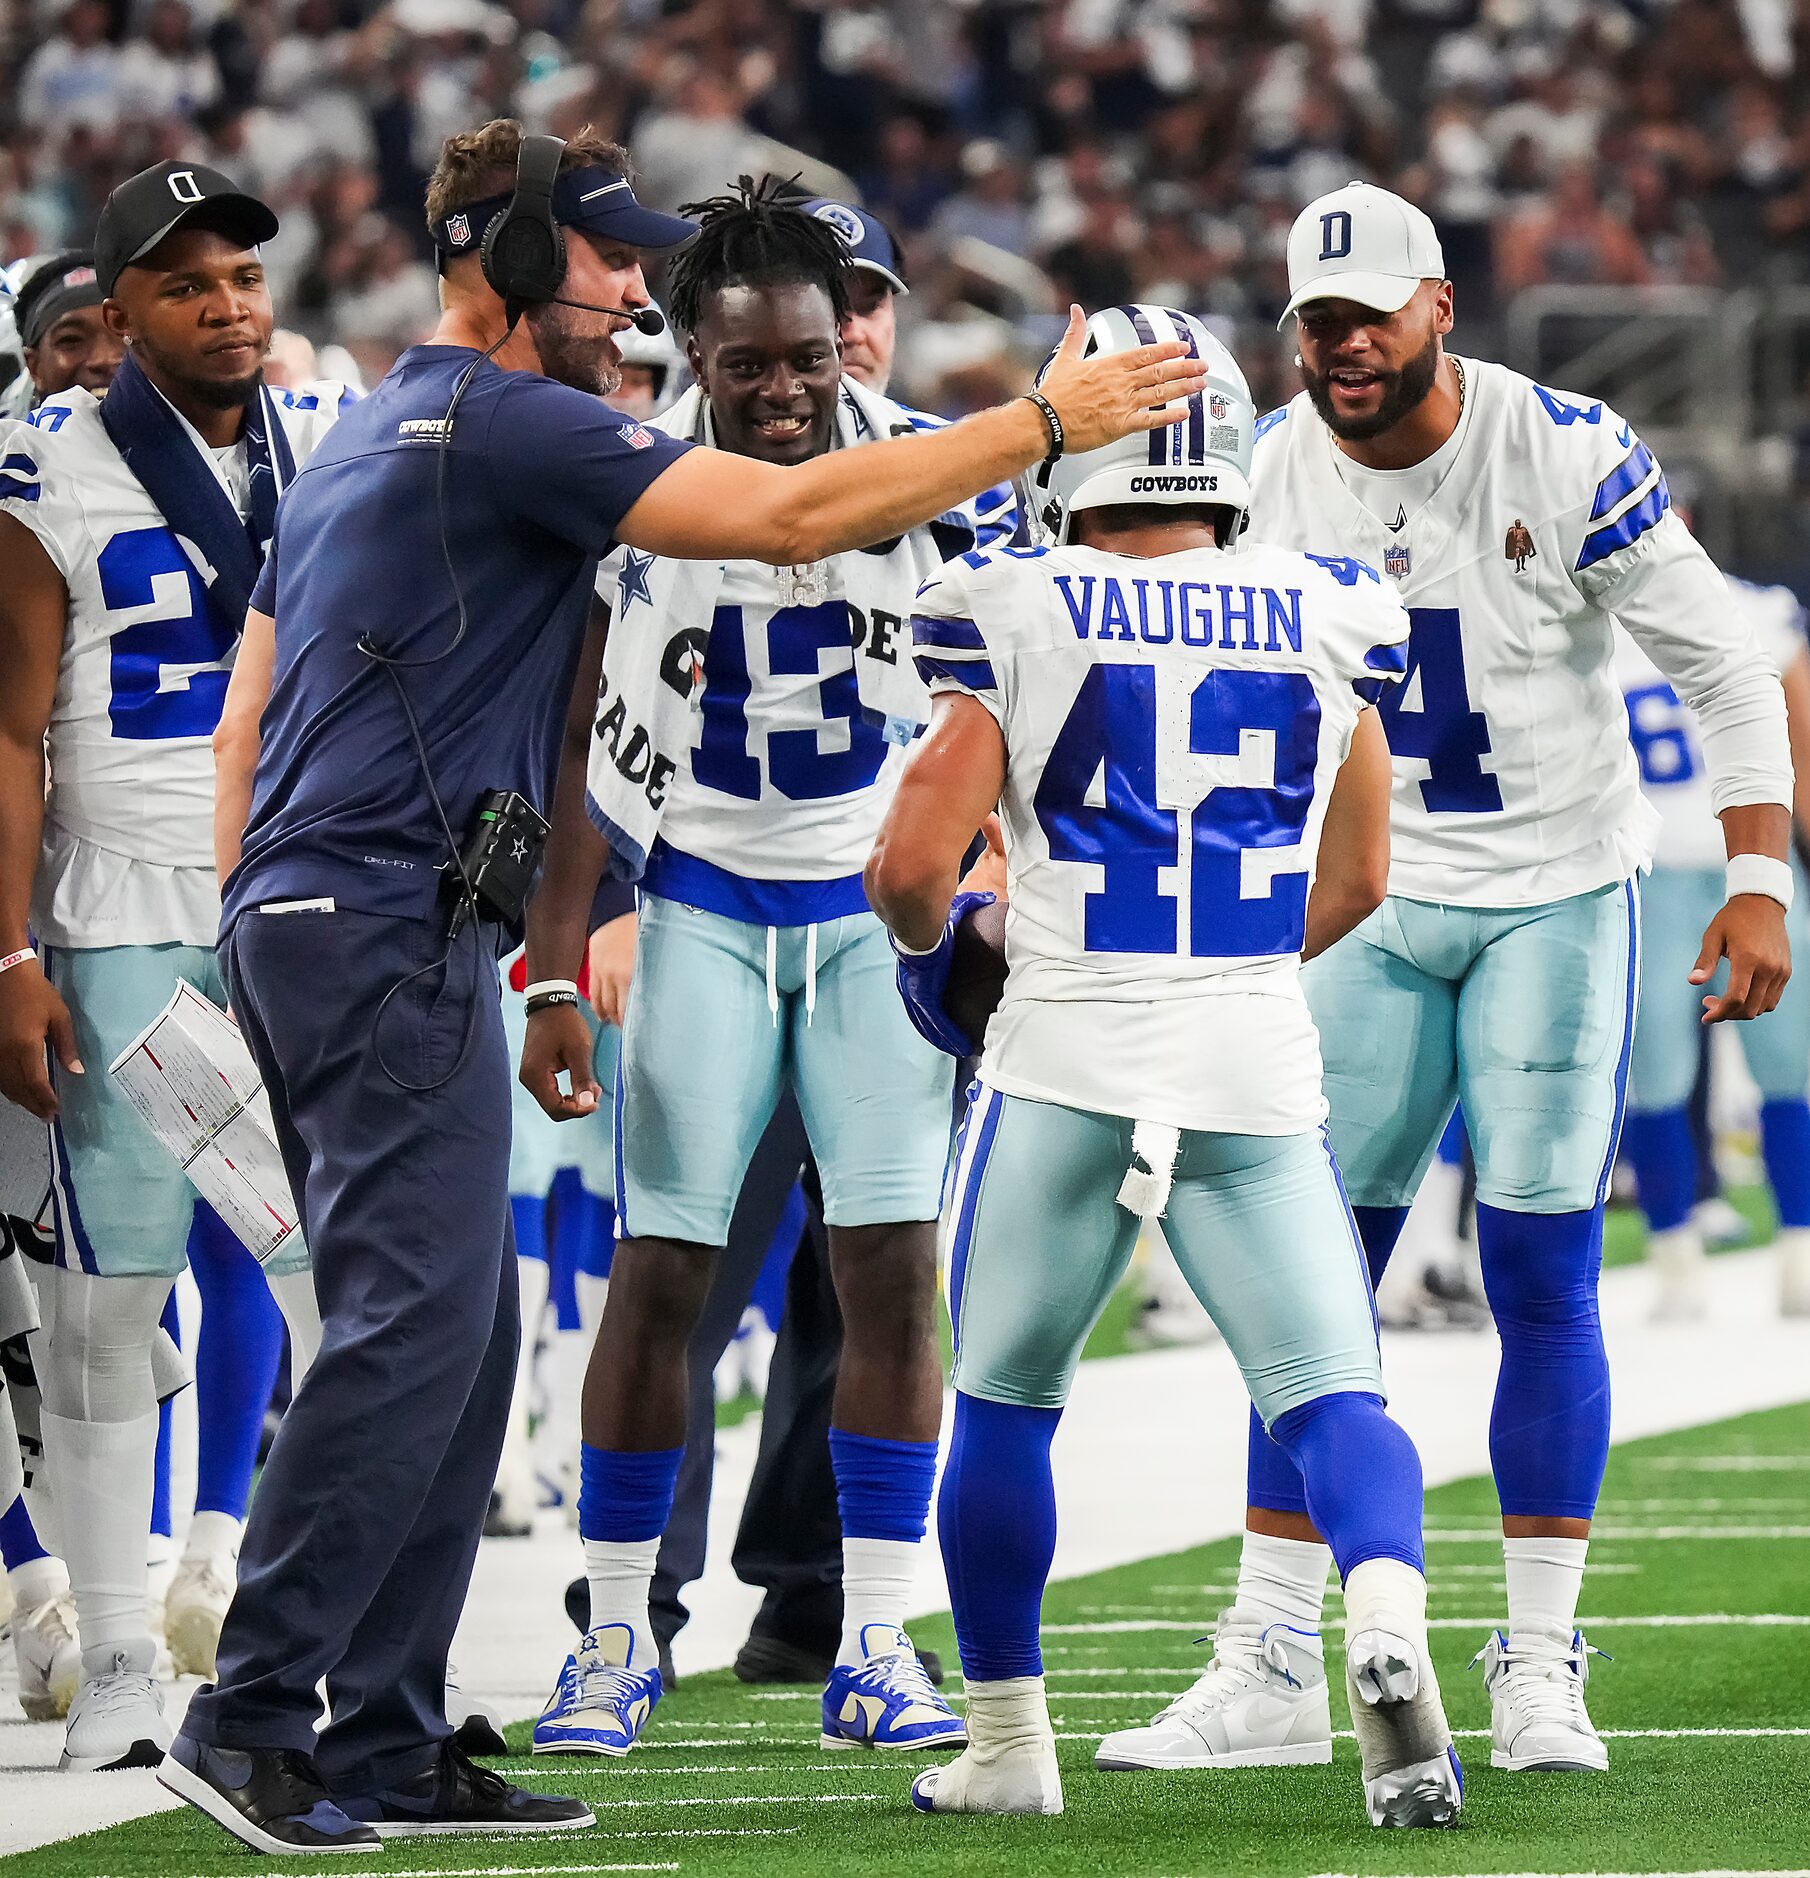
[944,1084,1383,1424]
[1303,883,1640,1214]
[613,896,954,1244]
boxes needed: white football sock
[498,1256,550,1495]
[1237,1530,1333,1654]
[39,1408,159,1675]
[584,1536,660,1669]
[540,1326,591,1485]
[181,1509,241,1565]
[263,1269,322,1385]
[838,1535,920,1666]
[9,1551,69,1613]
[1504,1535,1589,1651]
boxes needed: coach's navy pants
[183,907,516,1791]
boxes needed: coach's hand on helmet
[1034,304,1210,455]
[0,960,83,1122]
[520,1001,603,1123]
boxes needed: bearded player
[1099,184,1794,1779]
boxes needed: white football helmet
[1032,305,1253,546]
[615,307,685,416]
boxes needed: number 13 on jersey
[1032,661,1321,958]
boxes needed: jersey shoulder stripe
[1577,471,1670,572]
[0,442,40,501]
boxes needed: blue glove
[891,891,997,1060]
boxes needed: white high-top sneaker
[12,1577,83,1720]
[165,1550,235,1680]
[910,1676,1061,1816]
[1478,1627,1608,1771]
[1777,1227,1810,1317]
[1094,1608,1330,1769]
[61,1644,171,1772]
[1648,1223,1709,1322]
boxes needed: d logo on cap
[167,170,204,205]
[1318,211,1352,262]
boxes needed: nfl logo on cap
[446,212,471,247]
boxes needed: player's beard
[138,340,265,411]
[1301,331,1440,442]
[530,300,622,399]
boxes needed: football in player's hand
[944,896,1008,1052]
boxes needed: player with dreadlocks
[526,176,985,1758]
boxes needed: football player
[1617,582,1810,1315]
[1102,183,1793,1780]
[521,177,970,1758]
[0,162,347,1769]
[869,305,1460,1829]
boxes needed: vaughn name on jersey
[0,381,350,948]
[1250,358,1793,906]
[911,541,1409,1134]
[1615,578,1807,873]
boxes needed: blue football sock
[1435,1108,1469,1167]
[511,1194,549,1265]
[1761,1098,1810,1228]
[751,1185,805,1330]
[1247,1202,1405,1515]
[1620,1107,1695,1232]
[549,1170,584,1331]
[829,1427,939,1542]
[0,1494,49,1571]
[939,1392,1060,1682]
[1476,1202,1609,1520]
[1269,1391,1425,1576]
[577,1443,682,1543]
[187,1206,284,1521]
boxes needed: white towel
[586,377,950,881]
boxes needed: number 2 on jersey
[1377,606,1504,813]
[1032,663,1321,958]
[101,527,235,741]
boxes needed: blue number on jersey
[1190,670,1321,955]
[1625,680,1697,785]
[1532,384,1603,428]
[1378,607,1503,813]
[25,405,71,432]
[101,527,234,741]
[1033,664,1319,957]
[692,602,888,803]
[1033,664,1178,952]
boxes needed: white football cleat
[1478,1627,1609,1772]
[910,1676,1061,1816]
[61,1645,171,1772]
[165,1552,234,1680]
[1346,1627,1462,1828]
[13,1587,83,1720]
[1647,1223,1708,1322]
[713,1309,776,1404]
[1095,1609,1330,1769]
[1777,1227,1810,1317]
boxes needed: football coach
[160,117,1207,1853]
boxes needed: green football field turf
[19,1394,1810,1878]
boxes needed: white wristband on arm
[0,947,34,977]
[1727,853,1795,912]
[523,979,580,1002]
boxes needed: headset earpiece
[480,132,568,309]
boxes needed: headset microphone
[548,298,666,335]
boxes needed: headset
[360,130,655,1090]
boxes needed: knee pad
[40,1269,172,1423]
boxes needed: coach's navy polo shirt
[221,345,691,935]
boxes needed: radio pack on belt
[447,789,549,936]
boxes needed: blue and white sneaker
[532,1624,663,1758]
[821,1627,967,1751]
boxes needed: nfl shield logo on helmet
[1208,392,1229,420]
[446,213,471,247]
[1385,541,1411,580]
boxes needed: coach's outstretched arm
[615,306,1205,567]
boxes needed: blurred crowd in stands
[2,0,1807,419]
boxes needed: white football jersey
[631,555,909,895]
[0,381,348,947]
[1615,578,1808,872]
[1249,358,1793,906]
[912,540,1410,1133]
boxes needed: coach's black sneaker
[338,1739,595,1835]
[158,1732,380,1855]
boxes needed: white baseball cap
[1279,181,1446,328]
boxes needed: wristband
[1023,390,1065,465]
[0,947,33,977]
[526,989,581,1015]
[1727,853,1795,912]
[524,979,580,1002]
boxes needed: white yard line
[7,1241,1809,1856]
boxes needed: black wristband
[1023,390,1065,465]
[525,988,581,1015]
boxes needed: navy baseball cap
[801,198,908,294]
[430,166,697,262]
[94,161,279,295]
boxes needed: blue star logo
[618,549,655,614]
